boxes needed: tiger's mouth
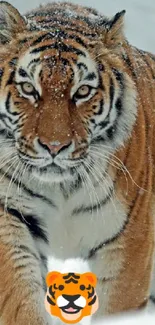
[61,306,82,314]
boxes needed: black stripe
[112,68,124,87]
[0,112,13,124]
[5,92,11,114]
[0,68,4,86]
[6,70,15,86]
[62,27,97,39]
[0,129,13,139]
[115,97,123,116]
[32,30,87,48]
[90,118,96,126]
[38,16,90,30]
[0,168,56,208]
[0,129,7,136]
[84,72,96,81]
[67,33,87,48]
[31,33,53,46]
[88,287,95,299]
[42,276,47,292]
[88,295,97,306]
[95,99,104,116]
[98,117,110,129]
[72,186,113,216]
[19,36,34,45]
[122,53,137,79]
[110,77,114,110]
[104,70,124,139]
[49,286,56,299]
[88,213,129,258]
[40,254,47,270]
[65,279,78,284]
[6,208,49,244]
[19,244,39,261]
[106,125,117,140]
[63,273,80,280]
[31,42,86,57]
[58,57,70,67]
[98,63,105,72]
[98,72,104,90]
[47,295,56,306]
[77,63,88,71]
[18,68,29,78]
[9,57,18,67]
[5,92,19,116]
[27,58,40,68]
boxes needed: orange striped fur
[0,2,155,324]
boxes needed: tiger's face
[0,2,137,184]
[45,271,99,323]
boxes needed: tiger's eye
[59,285,64,291]
[21,82,35,95]
[80,285,85,291]
[76,85,91,98]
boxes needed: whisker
[90,149,129,195]
[78,164,94,215]
[17,161,32,225]
[83,159,103,217]
[4,159,20,214]
[0,155,17,180]
[91,144,147,192]
[90,157,118,215]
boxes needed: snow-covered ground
[96,313,155,325]
[6,0,155,324]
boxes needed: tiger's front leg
[88,230,154,317]
[0,211,52,325]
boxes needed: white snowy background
[6,0,155,324]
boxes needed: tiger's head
[0,2,137,184]
[45,271,99,323]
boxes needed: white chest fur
[30,179,128,260]
[0,174,128,261]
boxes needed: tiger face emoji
[45,271,99,324]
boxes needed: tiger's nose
[62,294,81,302]
[39,137,72,155]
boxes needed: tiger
[0,0,155,324]
[45,271,98,324]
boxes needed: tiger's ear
[46,271,61,287]
[0,1,27,44]
[104,10,126,48]
[84,272,97,287]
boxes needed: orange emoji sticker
[45,271,99,324]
